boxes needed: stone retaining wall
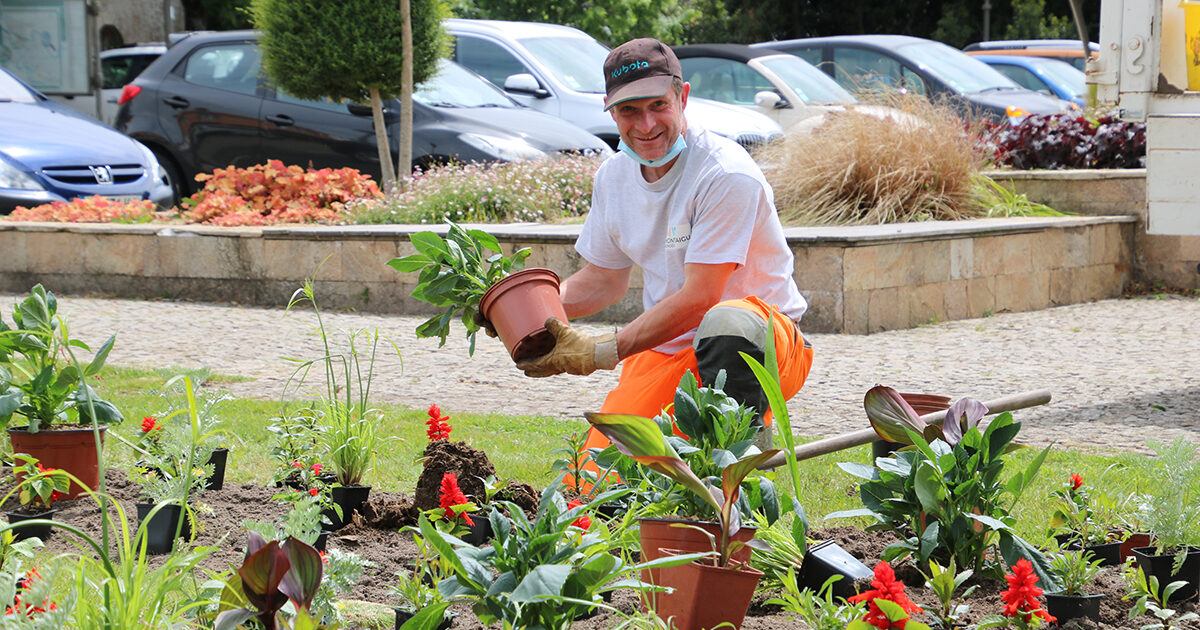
[988,168,1200,290]
[0,216,1135,334]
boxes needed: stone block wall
[988,169,1200,290]
[0,216,1135,334]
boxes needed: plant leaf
[942,398,988,446]
[865,386,926,443]
[510,564,572,603]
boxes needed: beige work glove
[516,318,619,378]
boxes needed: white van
[445,19,783,150]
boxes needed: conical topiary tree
[252,0,449,193]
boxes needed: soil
[7,466,1200,629]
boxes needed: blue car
[972,55,1087,108]
[0,65,172,213]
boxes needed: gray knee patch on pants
[693,306,768,352]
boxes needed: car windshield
[414,60,519,108]
[1033,58,1086,99]
[896,41,1017,94]
[759,55,856,104]
[517,36,609,93]
[0,68,37,103]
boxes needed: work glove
[516,318,619,378]
[472,311,498,338]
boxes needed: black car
[115,31,610,202]
[751,35,1073,124]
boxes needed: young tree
[253,0,449,193]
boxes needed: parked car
[964,39,1100,71]
[752,35,1074,124]
[115,30,611,203]
[0,64,172,214]
[672,43,909,132]
[445,19,784,149]
[972,54,1087,107]
[50,43,167,126]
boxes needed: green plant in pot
[1044,548,1105,625]
[283,281,393,529]
[387,220,567,360]
[585,410,780,630]
[0,285,124,497]
[829,387,1059,589]
[1129,437,1200,602]
[2,454,70,541]
[1046,467,1131,565]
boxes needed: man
[515,37,813,445]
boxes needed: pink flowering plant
[348,153,602,224]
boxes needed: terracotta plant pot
[1045,592,1103,625]
[4,509,58,542]
[638,517,755,610]
[1121,533,1154,567]
[205,448,229,491]
[1132,546,1200,602]
[136,502,190,555]
[652,547,763,630]
[478,268,568,362]
[8,426,107,500]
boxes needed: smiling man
[514,37,813,447]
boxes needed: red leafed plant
[4,195,156,223]
[426,404,452,441]
[213,533,324,630]
[848,561,925,629]
[181,160,381,226]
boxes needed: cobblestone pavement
[2,292,1197,454]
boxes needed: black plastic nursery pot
[1132,546,1200,602]
[4,509,57,542]
[393,607,453,630]
[798,540,874,602]
[461,516,492,546]
[136,502,190,555]
[205,448,229,491]
[325,484,371,531]
[1045,592,1103,625]
[870,439,906,461]
[1052,534,1123,566]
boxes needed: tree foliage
[252,0,449,103]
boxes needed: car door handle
[163,95,189,108]
[265,114,294,127]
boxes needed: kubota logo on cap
[610,60,650,79]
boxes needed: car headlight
[459,133,546,162]
[136,142,164,183]
[0,159,43,191]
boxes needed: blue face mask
[617,134,687,168]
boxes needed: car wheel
[152,148,186,207]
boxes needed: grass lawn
[92,366,1153,548]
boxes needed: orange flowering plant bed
[180,160,382,226]
[4,195,157,223]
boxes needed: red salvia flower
[426,404,452,441]
[311,463,323,475]
[566,499,592,530]
[309,488,320,497]
[848,562,923,629]
[1069,473,1083,491]
[1000,558,1056,625]
[140,416,161,433]
[438,472,474,526]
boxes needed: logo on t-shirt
[665,223,691,250]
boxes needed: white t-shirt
[577,124,807,355]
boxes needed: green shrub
[347,154,602,224]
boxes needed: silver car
[446,19,784,149]
[50,44,166,126]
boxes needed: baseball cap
[603,38,682,111]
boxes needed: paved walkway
[2,292,1197,454]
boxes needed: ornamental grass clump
[347,153,602,224]
[757,94,986,225]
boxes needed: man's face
[610,83,689,161]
